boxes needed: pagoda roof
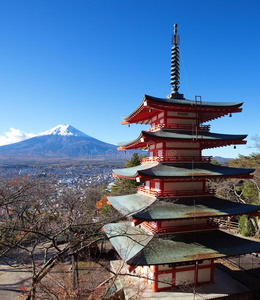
[107,193,156,216]
[108,193,260,221]
[118,129,247,150]
[104,222,260,265]
[122,94,243,124]
[113,162,254,180]
[107,194,260,220]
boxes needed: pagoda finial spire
[168,23,183,99]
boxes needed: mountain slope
[0,125,120,161]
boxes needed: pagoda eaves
[113,162,254,180]
[118,130,247,150]
[121,94,243,125]
[107,194,260,221]
[105,222,260,266]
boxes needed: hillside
[0,125,124,162]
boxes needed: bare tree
[0,176,118,299]
[0,175,182,299]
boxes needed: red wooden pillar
[172,266,176,287]
[152,265,158,292]
[157,221,162,231]
[194,261,198,285]
[210,259,215,283]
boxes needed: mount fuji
[38,124,92,138]
[0,125,122,162]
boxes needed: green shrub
[239,215,257,236]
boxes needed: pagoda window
[154,181,160,191]
[149,180,156,190]
[158,149,163,156]
[175,270,195,285]
[145,181,150,189]
[156,142,163,149]
[156,113,165,126]
[173,261,213,287]
[149,143,155,150]
[158,112,164,119]
[158,273,172,289]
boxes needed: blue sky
[0,0,259,158]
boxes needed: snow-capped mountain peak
[0,124,119,161]
[39,124,91,138]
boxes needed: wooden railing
[213,218,239,232]
[137,187,158,197]
[137,187,215,198]
[140,222,158,234]
[140,221,218,234]
[146,124,211,132]
[141,155,212,164]
[140,157,160,163]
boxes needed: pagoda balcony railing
[140,221,218,234]
[146,124,211,132]
[137,187,158,197]
[141,155,212,164]
[137,187,215,198]
[213,218,239,232]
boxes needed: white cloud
[0,128,37,146]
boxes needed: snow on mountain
[39,124,92,138]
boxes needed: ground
[0,264,31,299]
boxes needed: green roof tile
[118,130,247,147]
[103,222,153,263]
[122,94,243,121]
[108,194,260,220]
[107,193,156,216]
[104,222,260,265]
[144,94,243,107]
[113,163,254,179]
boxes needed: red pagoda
[104,24,260,292]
